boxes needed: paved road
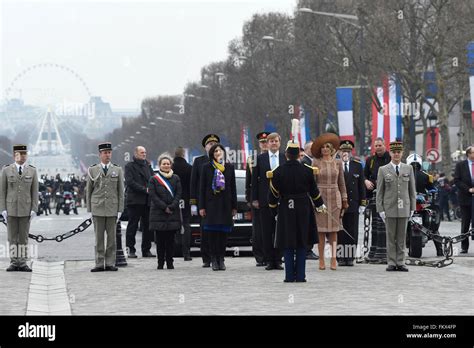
[0,208,472,315]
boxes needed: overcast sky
[1,0,296,109]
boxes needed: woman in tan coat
[311,133,348,270]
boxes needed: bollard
[115,219,128,267]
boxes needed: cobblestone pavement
[0,208,472,315]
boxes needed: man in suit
[251,132,286,270]
[364,137,391,260]
[190,134,220,267]
[124,146,155,258]
[453,145,474,253]
[376,140,416,272]
[338,140,366,266]
[87,142,124,272]
[0,144,38,272]
[173,147,193,261]
[246,131,269,267]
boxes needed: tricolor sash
[153,172,174,197]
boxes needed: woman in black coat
[199,144,237,271]
[148,154,182,269]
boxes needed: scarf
[211,160,225,194]
[159,169,173,179]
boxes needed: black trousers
[181,210,191,258]
[155,230,176,264]
[460,205,471,251]
[200,225,211,263]
[251,207,265,263]
[126,204,152,254]
[209,231,227,259]
[338,212,359,262]
[260,206,282,265]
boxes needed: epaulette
[113,163,119,167]
[304,163,319,175]
[90,164,97,167]
[266,170,273,179]
[422,171,434,183]
[352,159,361,164]
[28,164,36,168]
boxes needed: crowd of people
[1,132,472,281]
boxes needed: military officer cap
[389,139,403,152]
[98,142,112,152]
[339,139,355,152]
[13,144,28,153]
[285,140,300,156]
[202,134,220,147]
[256,131,271,143]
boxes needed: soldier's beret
[202,134,220,147]
[256,132,271,142]
[389,139,403,152]
[98,142,112,152]
[13,144,28,153]
[339,140,354,152]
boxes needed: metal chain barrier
[1,217,93,243]
[405,219,473,268]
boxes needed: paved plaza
[0,208,472,316]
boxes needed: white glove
[379,211,386,222]
[316,204,328,214]
[410,210,414,218]
[191,205,198,216]
[117,212,122,220]
[1,210,7,224]
[359,206,365,214]
[30,210,36,221]
[86,212,93,219]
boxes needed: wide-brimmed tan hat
[311,133,340,158]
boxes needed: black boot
[211,257,219,271]
[157,260,164,270]
[166,260,174,269]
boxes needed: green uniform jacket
[86,163,124,217]
[0,163,39,217]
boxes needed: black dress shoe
[157,263,164,270]
[283,279,295,283]
[338,260,347,266]
[166,262,174,270]
[274,263,284,270]
[265,263,275,271]
[202,262,211,268]
[386,265,397,272]
[211,259,219,271]
[128,252,137,258]
[6,265,18,272]
[184,256,192,261]
[219,259,226,271]
[460,250,468,254]
[256,262,266,267]
[397,265,409,272]
[17,265,32,272]
[295,279,307,283]
[105,266,118,271]
[142,251,156,258]
[346,260,354,266]
[436,250,444,257]
[91,267,105,272]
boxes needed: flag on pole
[336,87,355,143]
[371,75,403,152]
[468,42,474,128]
[290,105,311,145]
[241,125,252,169]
